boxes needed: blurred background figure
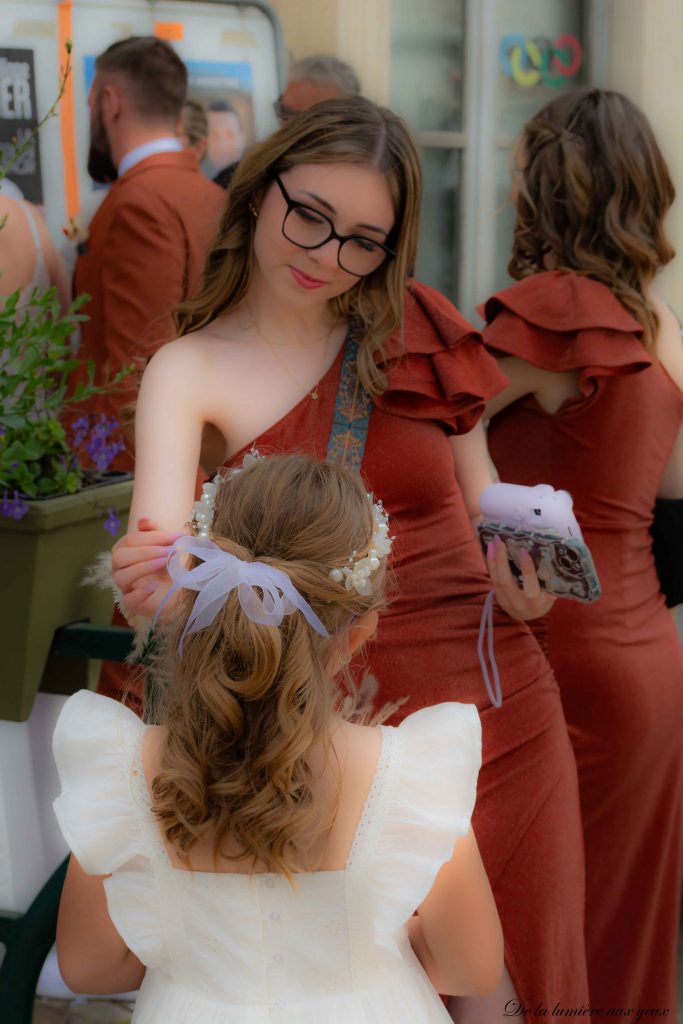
[274,54,360,124]
[0,196,70,313]
[212,54,361,190]
[0,177,25,200]
[205,100,245,183]
[74,34,224,458]
[177,98,209,163]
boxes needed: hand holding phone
[478,483,601,604]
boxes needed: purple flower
[103,507,120,537]
[70,414,126,472]
[82,415,125,472]
[91,415,118,440]
[71,414,90,448]
[88,437,125,472]
[0,491,30,520]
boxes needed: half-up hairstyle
[510,88,675,350]
[174,95,422,394]
[151,454,387,877]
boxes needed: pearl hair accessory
[189,480,220,538]
[189,449,263,537]
[188,450,392,595]
[329,496,392,596]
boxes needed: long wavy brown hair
[510,88,675,350]
[150,454,387,876]
[174,96,422,394]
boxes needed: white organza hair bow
[156,535,330,652]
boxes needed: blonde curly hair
[150,454,388,877]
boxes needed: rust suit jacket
[74,150,225,469]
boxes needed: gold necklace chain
[247,306,335,401]
[241,303,334,347]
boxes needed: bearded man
[75,36,225,464]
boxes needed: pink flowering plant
[0,287,132,526]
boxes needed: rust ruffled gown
[222,282,590,1016]
[482,271,683,1020]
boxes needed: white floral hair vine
[329,497,392,596]
[189,449,264,537]
[188,449,392,597]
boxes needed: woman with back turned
[477,89,683,1018]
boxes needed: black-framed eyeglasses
[273,174,396,278]
[273,96,298,123]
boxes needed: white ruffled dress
[52,690,481,1023]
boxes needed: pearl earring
[249,202,259,219]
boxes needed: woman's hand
[112,518,186,620]
[486,535,556,621]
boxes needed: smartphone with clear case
[478,521,601,603]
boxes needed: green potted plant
[0,288,134,721]
[0,48,134,722]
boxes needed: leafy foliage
[0,287,132,512]
[0,40,131,529]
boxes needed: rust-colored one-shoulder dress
[222,282,591,1016]
[482,271,683,1020]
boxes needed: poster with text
[0,48,43,203]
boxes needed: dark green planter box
[0,477,133,722]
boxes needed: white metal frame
[459,0,498,322]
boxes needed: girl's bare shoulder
[140,724,167,792]
[331,718,383,769]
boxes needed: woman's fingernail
[152,556,169,567]
[169,532,185,540]
[487,542,494,560]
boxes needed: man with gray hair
[213,54,361,189]
[274,55,360,123]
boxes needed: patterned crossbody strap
[326,319,373,472]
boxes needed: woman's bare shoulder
[143,315,241,379]
[150,312,252,375]
[651,292,683,391]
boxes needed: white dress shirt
[117,137,183,177]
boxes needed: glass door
[388,0,601,322]
[492,0,589,299]
[389,0,466,300]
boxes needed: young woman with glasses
[110,97,590,1021]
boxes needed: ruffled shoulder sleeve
[479,271,652,396]
[374,280,508,434]
[361,702,481,950]
[53,689,147,876]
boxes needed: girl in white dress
[52,453,502,1022]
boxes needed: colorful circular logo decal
[499,33,583,88]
